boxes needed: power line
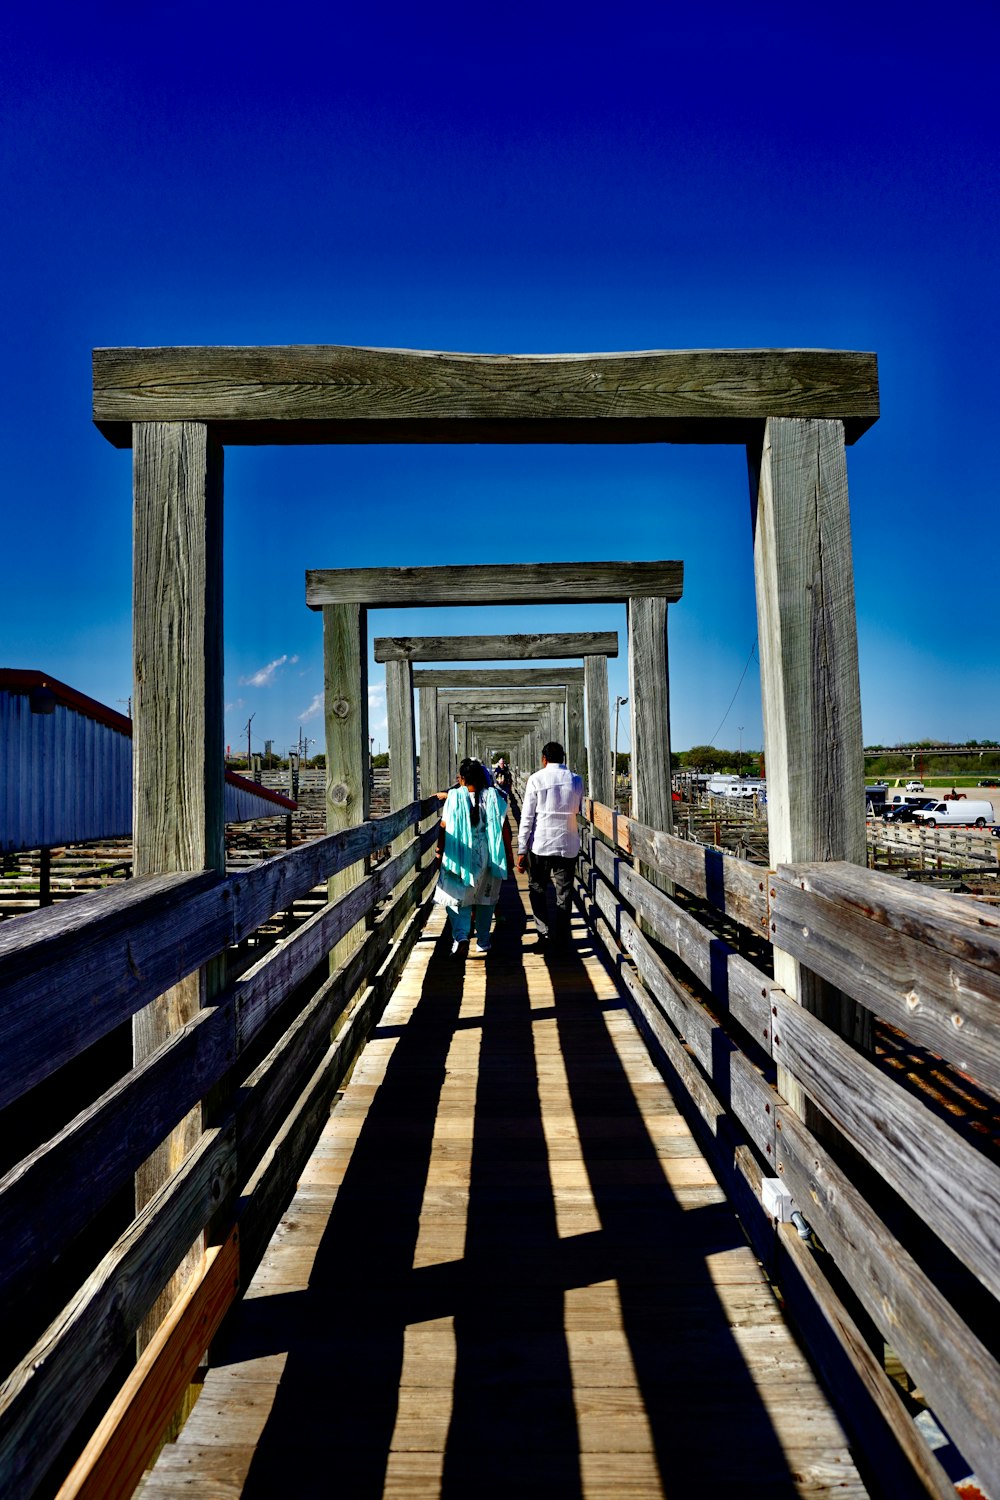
[707,641,758,746]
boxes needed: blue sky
[2,3,997,759]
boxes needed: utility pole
[244,713,255,769]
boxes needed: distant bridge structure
[2,345,998,1499]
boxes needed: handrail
[0,799,438,1499]
[0,797,439,1112]
[576,799,1000,1494]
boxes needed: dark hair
[542,741,565,763]
[459,757,488,825]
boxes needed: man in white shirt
[516,740,584,949]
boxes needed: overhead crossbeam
[414,668,581,688]
[374,631,619,663]
[93,345,879,448]
[307,561,681,610]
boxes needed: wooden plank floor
[138,868,869,1499]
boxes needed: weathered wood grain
[418,686,436,798]
[308,561,682,609]
[0,872,230,1111]
[93,346,880,448]
[771,862,1000,1095]
[323,602,370,968]
[131,421,226,1341]
[235,840,420,1048]
[566,682,585,780]
[772,990,1000,1303]
[584,655,611,803]
[236,891,433,1278]
[579,846,776,1157]
[582,798,769,931]
[386,659,417,860]
[414,667,582,686]
[772,1212,958,1500]
[55,1228,241,1500]
[132,422,225,881]
[776,1106,1000,1493]
[375,631,619,662]
[0,1002,234,1325]
[0,1126,236,1498]
[627,599,674,897]
[750,418,869,1107]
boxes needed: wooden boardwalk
[137,871,867,1499]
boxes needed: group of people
[433,743,584,956]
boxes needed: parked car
[885,800,934,823]
[905,780,925,792]
[978,777,999,787]
[912,800,994,828]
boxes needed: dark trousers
[527,852,576,944]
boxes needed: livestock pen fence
[572,795,1000,1498]
[0,798,439,1499]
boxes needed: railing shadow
[214,875,815,1498]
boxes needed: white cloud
[240,653,299,688]
[299,693,323,722]
[368,683,385,707]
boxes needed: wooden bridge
[1,345,998,1499]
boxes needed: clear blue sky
[2,3,997,759]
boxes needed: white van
[911,800,995,828]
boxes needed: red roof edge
[2,670,298,812]
[0,669,133,734]
[225,770,297,811]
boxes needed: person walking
[516,740,584,950]
[434,757,513,956]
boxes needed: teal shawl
[441,785,508,886]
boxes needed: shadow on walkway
[212,874,812,1498]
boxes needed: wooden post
[628,596,673,838]
[132,421,224,1348]
[323,602,370,967]
[436,693,453,791]
[38,847,52,908]
[566,683,585,779]
[584,655,611,805]
[386,659,417,858]
[418,685,437,799]
[749,417,870,1113]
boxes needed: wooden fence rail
[576,799,1000,1498]
[0,798,439,1500]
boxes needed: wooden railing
[576,798,1000,1500]
[0,797,440,1500]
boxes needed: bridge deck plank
[137,865,867,1499]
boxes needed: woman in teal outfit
[433,758,513,955]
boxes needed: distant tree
[373,752,389,768]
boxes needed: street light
[613,696,628,809]
[738,725,744,775]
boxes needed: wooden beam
[385,660,417,858]
[131,421,225,1350]
[414,668,582,687]
[54,1228,240,1500]
[628,596,673,840]
[584,655,611,804]
[94,346,880,448]
[440,699,561,715]
[323,603,370,967]
[373,631,619,662]
[308,561,681,609]
[417,685,437,800]
[749,417,868,1109]
[566,681,585,780]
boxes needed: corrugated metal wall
[1,688,292,852]
[1,690,132,852]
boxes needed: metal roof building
[1,670,295,854]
